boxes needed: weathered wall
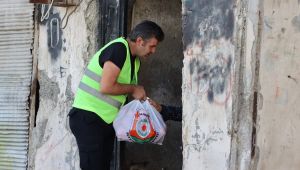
[232,0,261,169]
[28,1,99,169]
[182,0,236,169]
[27,0,300,169]
[256,0,300,169]
[182,0,300,169]
[122,0,183,170]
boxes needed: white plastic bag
[113,99,167,145]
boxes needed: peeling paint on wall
[39,71,60,102]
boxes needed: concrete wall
[28,1,99,169]
[181,0,300,170]
[256,0,300,169]
[122,0,183,170]
[182,0,236,169]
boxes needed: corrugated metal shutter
[0,0,34,169]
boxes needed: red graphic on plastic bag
[127,110,157,143]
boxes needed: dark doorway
[121,0,183,170]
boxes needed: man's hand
[132,85,146,100]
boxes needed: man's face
[136,37,159,58]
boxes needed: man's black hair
[128,20,164,42]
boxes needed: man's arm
[100,61,146,100]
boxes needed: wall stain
[189,54,232,104]
[292,15,300,32]
[182,0,234,51]
[287,75,298,83]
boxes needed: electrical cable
[41,0,54,22]
[60,0,84,29]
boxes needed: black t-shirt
[70,42,135,114]
[99,42,135,80]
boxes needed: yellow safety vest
[73,37,140,123]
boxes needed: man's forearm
[100,82,135,95]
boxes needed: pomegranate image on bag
[127,110,158,143]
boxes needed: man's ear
[136,37,143,46]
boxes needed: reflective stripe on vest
[78,68,122,108]
[72,37,140,124]
[84,68,101,82]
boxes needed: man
[69,20,164,170]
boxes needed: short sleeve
[99,42,127,69]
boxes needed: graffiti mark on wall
[186,39,233,105]
[198,56,230,104]
[60,66,67,78]
[47,14,63,60]
[38,5,63,61]
[184,118,225,158]
[182,0,234,105]
[50,18,60,48]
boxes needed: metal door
[0,0,34,169]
